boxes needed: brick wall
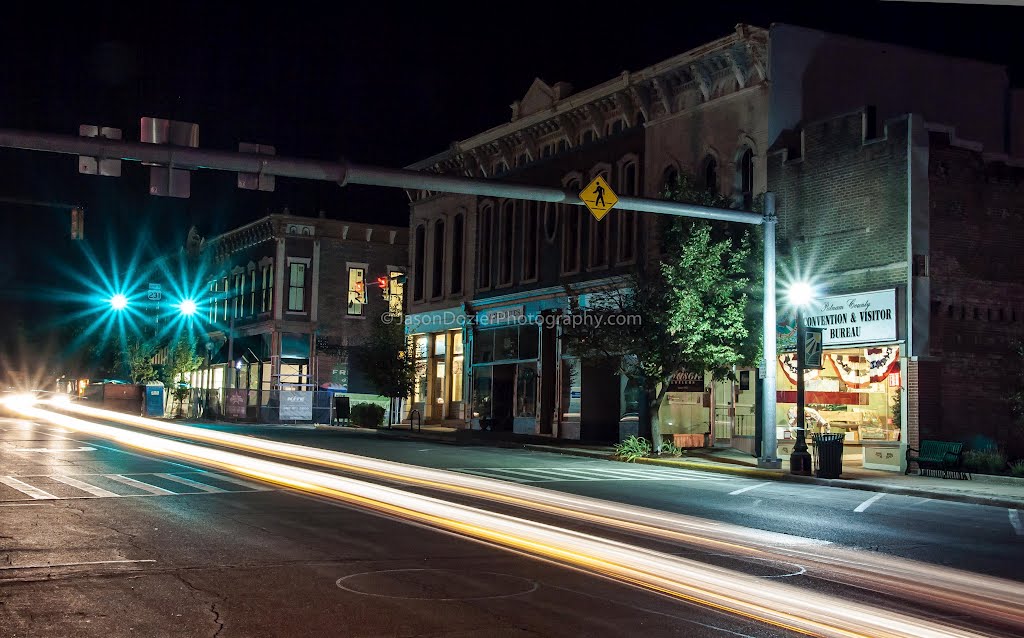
[768,109,910,297]
[926,131,1024,454]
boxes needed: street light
[787,281,816,476]
[109,293,129,311]
[178,298,197,316]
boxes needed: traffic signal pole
[0,126,781,467]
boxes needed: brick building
[769,109,1024,466]
[163,211,407,422]
[404,22,1024,466]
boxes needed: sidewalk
[167,418,1024,509]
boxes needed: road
[2,407,1023,637]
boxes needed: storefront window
[776,346,901,443]
[515,363,538,417]
[432,361,446,405]
[519,325,539,360]
[453,332,464,355]
[452,331,464,403]
[413,335,429,403]
[414,335,429,360]
[473,367,492,418]
[433,334,446,357]
[472,329,492,363]
[494,326,518,361]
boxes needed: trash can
[144,382,165,418]
[334,395,350,425]
[813,433,845,479]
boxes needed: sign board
[331,364,349,392]
[779,289,897,349]
[804,327,824,369]
[279,390,312,420]
[148,283,162,301]
[226,389,247,418]
[579,175,618,221]
[478,306,524,326]
[667,370,704,393]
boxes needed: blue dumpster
[144,382,165,417]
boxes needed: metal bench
[905,440,968,479]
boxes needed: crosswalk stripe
[199,472,270,491]
[153,473,226,493]
[453,469,533,482]
[106,474,176,495]
[0,476,58,499]
[49,474,120,497]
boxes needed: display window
[776,345,901,443]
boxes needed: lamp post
[788,281,814,476]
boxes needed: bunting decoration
[827,346,900,388]
[779,347,900,388]
[778,353,821,385]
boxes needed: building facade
[166,211,407,422]
[770,109,1024,466]
[405,22,1024,467]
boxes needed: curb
[523,444,1024,509]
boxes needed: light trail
[16,404,994,638]
[52,402,1024,633]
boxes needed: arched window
[662,165,679,194]
[543,202,558,243]
[738,147,754,209]
[581,129,596,145]
[617,161,638,263]
[523,201,539,281]
[432,219,445,299]
[450,214,464,295]
[562,180,582,274]
[703,155,718,193]
[610,119,624,135]
[413,224,426,301]
[498,200,515,286]
[477,206,493,290]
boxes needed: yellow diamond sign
[580,175,617,221]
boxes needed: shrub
[659,440,684,457]
[350,403,385,428]
[1010,460,1024,478]
[963,448,1008,475]
[614,435,652,462]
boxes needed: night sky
[1,1,1021,344]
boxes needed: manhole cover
[336,569,539,601]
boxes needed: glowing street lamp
[178,298,198,317]
[787,281,816,476]
[109,293,129,311]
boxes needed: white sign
[279,391,313,420]
[478,306,524,326]
[804,289,897,346]
[148,283,162,301]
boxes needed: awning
[210,334,270,365]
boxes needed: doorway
[491,364,515,431]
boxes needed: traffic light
[376,276,388,289]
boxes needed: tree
[560,171,763,445]
[353,316,419,424]
[119,337,158,384]
[162,335,204,417]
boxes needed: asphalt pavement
[4,412,1024,637]
[0,416,800,638]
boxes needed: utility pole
[0,125,781,468]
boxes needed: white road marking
[854,493,887,512]
[17,428,198,470]
[729,482,772,496]
[0,476,58,499]
[0,559,156,571]
[16,446,96,453]
[153,473,226,493]
[106,474,176,495]
[1009,509,1024,536]
[198,472,271,491]
[49,474,120,497]
[452,467,724,483]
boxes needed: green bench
[905,440,968,479]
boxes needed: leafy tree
[560,171,763,444]
[119,337,158,384]
[162,335,204,416]
[353,316,419,424]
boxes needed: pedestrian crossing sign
[580,175,617,221]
